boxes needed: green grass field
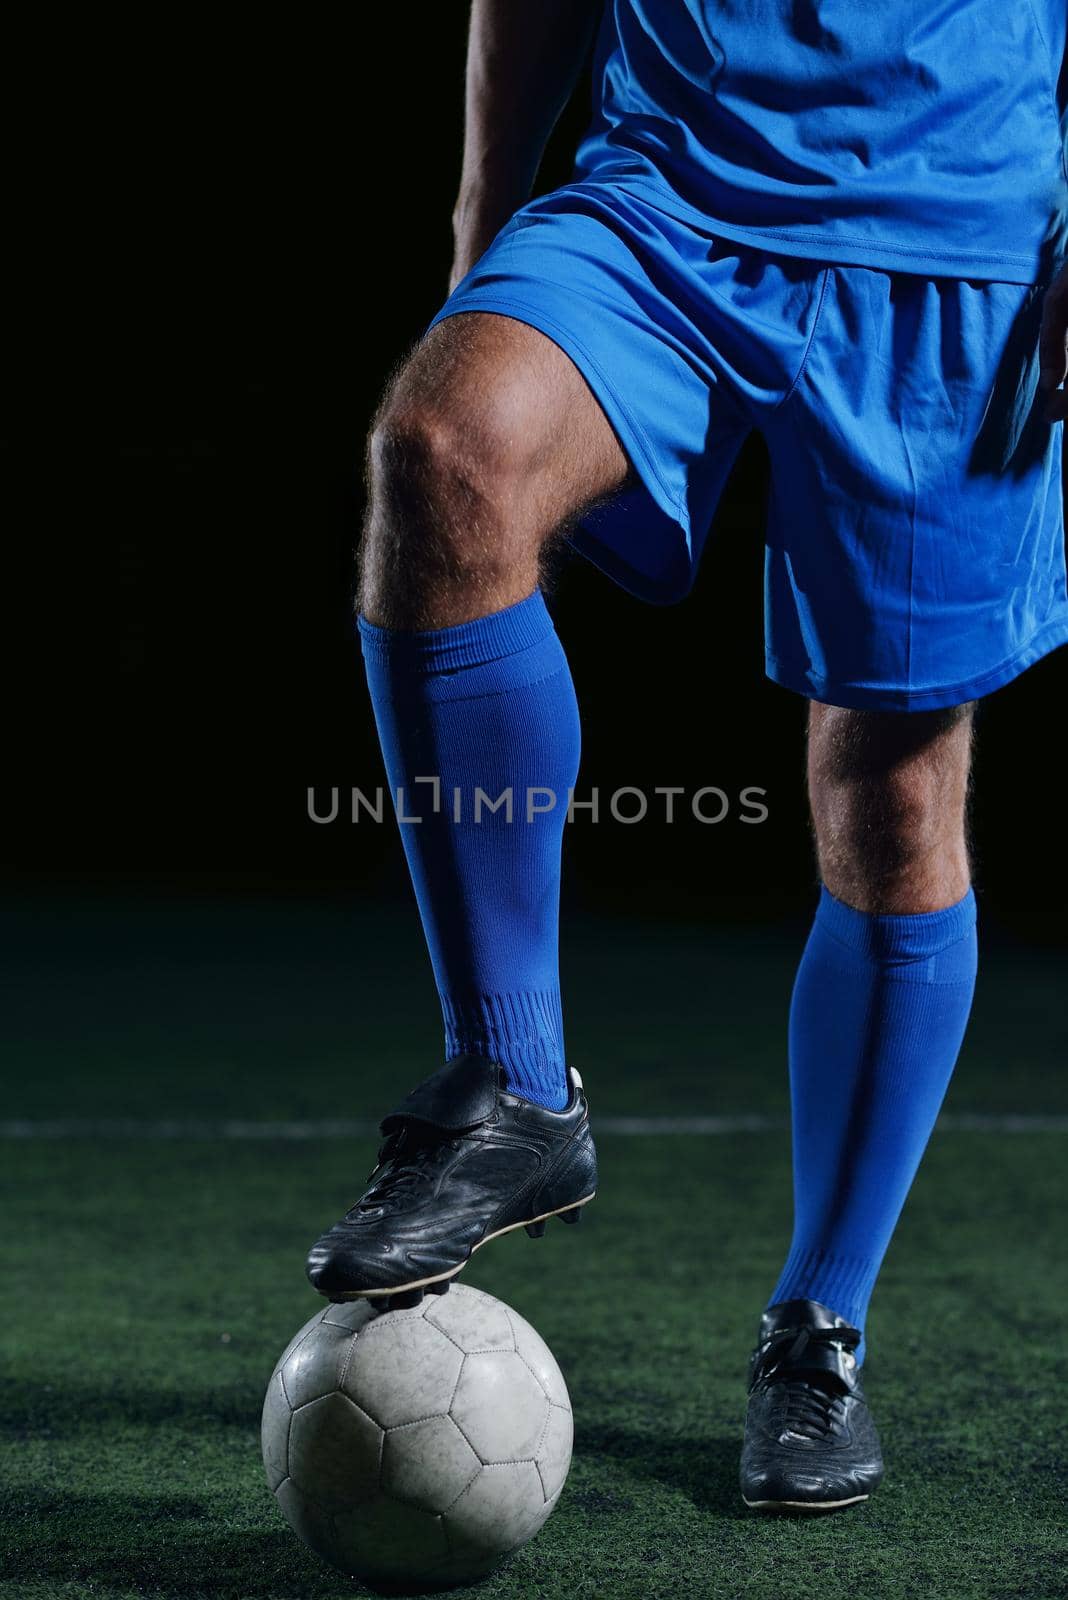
[2,891,1066,1600]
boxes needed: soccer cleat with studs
[740,1298,884,1513]
[306,1053,596,1302]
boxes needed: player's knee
[364,388,537,597]
[369,401,456,509]
[810,704,973,889]
[835,771,944,881]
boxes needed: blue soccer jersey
[574,0,1068,284]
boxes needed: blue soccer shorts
[429,182,1068,711]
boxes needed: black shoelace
[352,1125,452,1212]
[754,1324,859,1442]
[775,1379,846,1441]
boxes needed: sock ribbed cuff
[816,884,977,965]
[358,591,553,676]
[441,988,568,1111]
[769,1244,876,1333]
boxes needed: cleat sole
[315,1192,596,1301]
[525,1220,547,1238]
[382,1288,425,1311]
[742,1492,870,1514]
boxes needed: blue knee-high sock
[769,885,978,1361]
[359,591,579,1110]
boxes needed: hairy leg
[360,311,631,629]
[807,702,974,915]
[769,699,979,1356]
[356,311,630,1107]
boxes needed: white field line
[0,1113,1065,1140]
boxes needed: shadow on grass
[577,1423,745,1518]
[1,1486,362,1599]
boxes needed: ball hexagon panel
[536,1404,574,1501]
[381,1414,481,1513]
[260,1369,291,1491]
[288,1392,382,1513]
[282,1321,356,1409]
[424,1285,515,1352]
[444,1460,550,1557]
[450,1350,550,1463]
[342,1315,463,1428]
[332,1493,450,1584]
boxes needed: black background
[4,10,1065,939]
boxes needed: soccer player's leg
[743,260,1064,1512]
[307,182,757,1303]
[306,311,629,1302]
[741,704,976,1512]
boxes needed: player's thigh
[378,310,632,526]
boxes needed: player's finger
[1038,274,1068,392]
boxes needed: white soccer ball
[261,1284,573,1589]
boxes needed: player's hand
[1039,262,1068,423]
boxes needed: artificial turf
[2,891,1066,1600]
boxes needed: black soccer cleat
[305,1053,597,1302]
[740,1298,884,1513]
